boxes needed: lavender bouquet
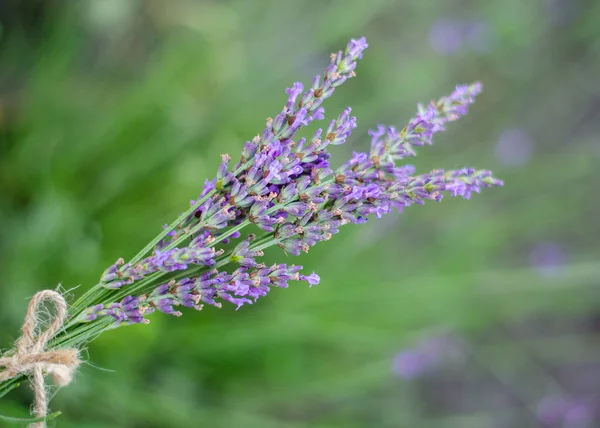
[0,37,502,424]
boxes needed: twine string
[0,290,80,427]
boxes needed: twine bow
[0,290,80,427]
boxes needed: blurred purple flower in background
[565,402,594,427]
[537,396,594,427]
[537,396,570,426]
[392,349,434,379]
[530,242,566,278]
[495,128,534,167]
[428,18,496,55]
[392,331,466,380]
[428,19,463,55]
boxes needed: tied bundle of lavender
[0,37,502,424]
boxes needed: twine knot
[0,290,81,427]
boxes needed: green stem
[128,190,217,267]
[0,411,62,424]
[128,160,254,265]
[0,379,20,400]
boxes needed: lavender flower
[537,396,595,427]
[392,332,466,380]
[80,36,501,327]
[82,296,152,327]
[393,349,436,380]
[495,127,534,166]
[84,262,319,321]
[428,19,496,55]
[530,241,566,277]
[100,240,222,289]
[429,18,464,55]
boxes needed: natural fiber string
[0,290,81,427]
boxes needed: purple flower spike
[324,108,357,146]
[300,273,320,287]
[87,295,152,326]
[286,82,304,111]
[392,332,465,380]
[392,350,430,380]
[347,37,369,59]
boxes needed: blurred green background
[1,1,600,427]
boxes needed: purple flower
[109,262,320,314]
[300,272,320,287]
[565,402,593,426]
[347,37,368,59]
[392,350,432,380]
[84,296,152,326]
[530,242,566,278]
[392,332,466,380]
[537,396,569,426]
[429,18,464,55]
[230,240,264,268]
[537,396,594,427]
[428,19,496,55]
[286,82,304,111]
[83,304,105,322]
[248,199,277,232]
[325,107,357,146]
[495,128,534,166]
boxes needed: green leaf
[0,382,20,400]
[0,411,61,425]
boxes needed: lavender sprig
[0,37,503,409]
[32,36,502,336]
[66,39,502,328]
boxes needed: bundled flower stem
[0,37,502,417]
